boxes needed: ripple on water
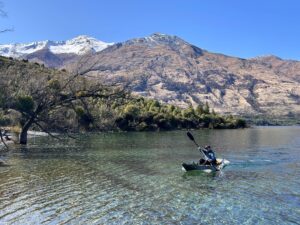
[0,128,300,224]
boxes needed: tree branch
[0,27,13,33]
[0,129,9,150]
[33,119,78,140]
[33,120,62,140]
[0,2,13,34]
[0,2,7,17]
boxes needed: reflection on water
[0,127,300,224]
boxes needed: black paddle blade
[186,131,195,141]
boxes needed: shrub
[0,112,11,126]
[16,95,34,113]
[47,79,61,90]
[123,104,140,117]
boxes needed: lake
[0,127,299,224]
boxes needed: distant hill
[1,33,300,117]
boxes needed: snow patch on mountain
[124,33,188,46]
[49,35,112,55]
[0,35,113,58]
[0,41,50,58]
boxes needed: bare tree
[0,58,128,144]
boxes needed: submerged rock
[0,160,9,167]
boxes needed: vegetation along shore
[0,56,246,146]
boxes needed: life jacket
[203,149,216,161]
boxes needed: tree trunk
[19,127,29,145]
[19,117,35,145]
[19,104,44,145]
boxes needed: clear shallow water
[0,127,299,224]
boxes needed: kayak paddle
[187,131,199,147]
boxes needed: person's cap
[205,145,211,149]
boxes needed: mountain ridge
[1,33,299,117]
[2,33,299,62]
[0,35,113,58]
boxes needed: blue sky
[1,0,300,60]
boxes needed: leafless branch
[33,121,62,140]
[0,2,13,34]
[0,28,13,33]
[61,54,99,90]
[0,2,7,17]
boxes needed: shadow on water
[182,170,223,179]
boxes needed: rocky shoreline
[0,129,48,150]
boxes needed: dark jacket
[202,148,216,162]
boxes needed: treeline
[0,56,246,144]
[114,99,246,131]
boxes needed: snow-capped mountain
[0,35,113,58]
[125,33,189,46]
[0,32,299,117]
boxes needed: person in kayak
[201,145,217,165]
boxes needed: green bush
[98,97,247,131]
[123,104,140,117]
[16,95,34,113]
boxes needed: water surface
[0,127,299,224]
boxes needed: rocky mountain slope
[1,33,299,117]
[69,33,300,117]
